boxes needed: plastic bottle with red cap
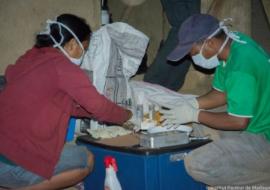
[104,156,122,190]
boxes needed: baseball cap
[167,14,220,61]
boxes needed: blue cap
[167,14,220,61]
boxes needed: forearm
[72,103,132,125]
[71,104,92,118]
[198,111,249,130]
[197,88,226,109]
[66,84,131,124]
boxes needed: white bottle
[101,9,109,25]
[104,156,122,190]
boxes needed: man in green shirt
[161,14,270,186]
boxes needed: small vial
[121,99,132,109]
[136,104,144,124]
[127,98,132,107]
[154,105,160,112]
[148,104,155,120]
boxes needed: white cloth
[81,22,149,129]
[80,22,198,130]
[82,22,149,93]
[129,81,196,109]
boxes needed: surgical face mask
[58,45,85,66]
[40,19,85,66]
[192,50,219,69]
[192,36,229,69]
[69,52,85,66]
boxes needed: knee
[184,154,197,178]
[184,152,210,184]
[184,151,223,186]
[86,150,94,173]
[77,149,94,179]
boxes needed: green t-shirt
[213,32,270,141]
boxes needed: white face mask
[40,19,85,66]
[69,52,85,65]
[192,36,229,69]
[58,45,85,66]
[192,51,219,69]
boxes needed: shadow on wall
[252,0,270,53]
[0,0,100,74]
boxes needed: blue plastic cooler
[77,135,210,190]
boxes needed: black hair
[35,13,91,48]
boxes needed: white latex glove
[160,103,200,125]
[185,97,199,109]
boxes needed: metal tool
[139,131,190,148]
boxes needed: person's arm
[70,83,132,125]
[71,103,94,117]
[57,65,132,125]
[198,111,249,130]
[196,89,249,130]
[73,84,132,125]
[196,88,227,109]
[161,87,249,130]
[71,102,132,122]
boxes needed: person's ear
[205,38,219,51]
[63,38,77,56]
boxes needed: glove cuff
[193,109,200,123]
[187,98,199,109]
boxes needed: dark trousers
[144,0,200,91]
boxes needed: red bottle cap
[104,156,118,172]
